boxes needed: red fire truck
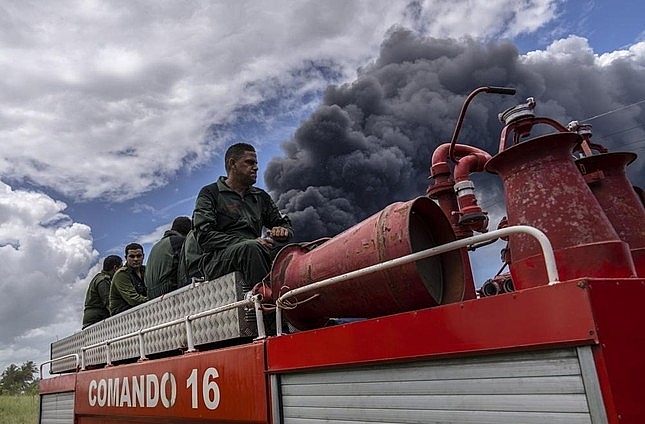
[39,87,645,424]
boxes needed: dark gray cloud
[266,28,645,241]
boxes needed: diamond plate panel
[49,272,257,373]
[49,331,83,373]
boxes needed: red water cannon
[486,98,637,288]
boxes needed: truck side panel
[277,347,604,424]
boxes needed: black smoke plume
[265,28,645,241]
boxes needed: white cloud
[412,0,558,39]
[0,181,97,373]
[0,0,561,203]
[523,35,645,69]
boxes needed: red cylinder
[485,132,636,289]
[270,197,467,330]
[576,152,645,277]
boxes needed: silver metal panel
[577,346,609,424]
[280,348,600,424]
[49,333,83,373]
[40,391,74,424]
[50,272,255,373]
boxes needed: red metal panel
[586,279,645,424]
[267,281,598,372]
[40,373,76,394]
[74,342,268,423]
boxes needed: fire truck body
[39,89,645,423]
[40,277,645,423]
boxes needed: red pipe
[428,144,491,234]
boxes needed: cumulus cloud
[0,0,559,202]
[0,181,97,372]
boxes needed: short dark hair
[171,216,192,236]
[124,243,144,256]
[102,255,122,271]
[224,142,255,172]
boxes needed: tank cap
[498,97,536,124]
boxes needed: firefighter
[145,216,192,299]
[82,255,122,328]
[192,142,293,284]
[109,243,148,315]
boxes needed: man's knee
[229,239,270,262]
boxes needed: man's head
[224,143,255,171]
[102,255,123,274]
[224,142,258,187]
[171,216,192,236]
[124,243,144,269]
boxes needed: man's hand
[257,237,274,249]
[267,226,289,241]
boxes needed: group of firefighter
[82,142,293,328]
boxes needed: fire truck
[39,87,645,423]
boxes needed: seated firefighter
[192,142,293,285]
[109,243,148,315]
[82,255,122,328]
[145,216,192,299]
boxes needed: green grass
[0,395,39,424]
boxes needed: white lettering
[120,377,131,407]
[97,379,107,407]
[146,374,159,407]
[160,372,176,408]
[203,367,220,410]
[107,377,119,406]
[187,369,198,409]
[86,371,194,411]
[88,380,97,406]
[132,375,144,407]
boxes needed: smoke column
[265,27,645,241]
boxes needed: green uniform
[109,264,147,315]
[145,229,186,299]
[193,176,293,284]
[82,271,112,328]
[177,230,203,286]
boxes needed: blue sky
[1,0,644,374]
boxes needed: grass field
[0,395,39,424]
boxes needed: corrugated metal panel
[50,272,256,373]
[40,391,74,424]
[279,347,605,424]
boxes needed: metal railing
[40,353,79,379]
[79,294,265,370]
[49,225,557,372]
[274,225,558,334]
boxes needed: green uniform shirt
[109,264,148,315]
[193,176,293,253]
[82,271,112,328]
[145,229,186,299]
